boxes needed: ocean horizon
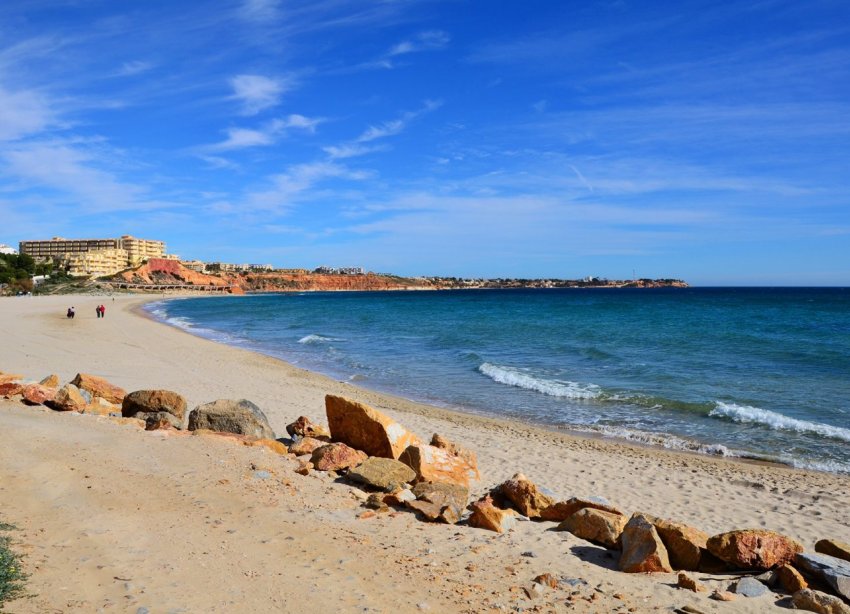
[147,287,850,475]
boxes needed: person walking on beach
[96,305,101,318]
[67,306,75,319]
[100,304,106,318]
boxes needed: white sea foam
[298,334,338,344]
[575,424,737,456]
[478,362,601,400]
[710,402,850,443]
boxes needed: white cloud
[204,114,323,151]
[240,0,280,22]
[356,99,442,143]
[229,74,291,115]
[388,30,450,57]
[116,60,153,77]
[323,143,385,159]
[0,86,56,141]
[2,142,164,213]
[243,161,370,213]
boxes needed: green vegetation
[0,522,27,610]
[0,253,52,294]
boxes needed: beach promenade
[1,295,848,612]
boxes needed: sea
[146,287,850,474]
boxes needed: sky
[0,0,848,285]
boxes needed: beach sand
[1,294,848,613]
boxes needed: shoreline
[2,293,849,612]
[139,292,841,477]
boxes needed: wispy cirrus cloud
[115,60,154,77]
[0,85,58,141]
[229,74,294,115]
[239,0,280,22]
[204,114,323,151]
[388,30,450,57]
[356,99,442,143]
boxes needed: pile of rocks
[3,366,849,613]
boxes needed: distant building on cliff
[19,235,167,277]
[313,266,365,275]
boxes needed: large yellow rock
[325,395,419,459]
[52,383,88,412]
[559,508,628,548]
[39,374,60,388]
[619,513,673,573]
[707,529,803,571]
[398,443,478,487]
[497,473,555,519]
[72,373,127,404]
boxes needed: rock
[0,373,24,384]
[187,399,274,439]
[82,398,119,416]
[534,574,559,589]
[468,495,517,533]
[618,513,673,573]
[792,588,850,614]
[430,434,480,478]
[706,529,803,570]
[698,550,729,573]
[0,382,24,398]
[733,576,768,597]
[39,374,60,388]
[145,416,176,431]
[777,564,808,593]
[677,572,707,592]
[246,438,289,456]
[642,514,709,571]
[497,473,555,519]
[72,373,127,404]
[796,553,850,601]
[285,415,330,440]
[123,389,187,424]
[22,383,55,405]
[709,590,736,601]
[51,383,88,412]
[383,488,416,506]
[817,540,850,564]
[348,457,416,491]
[540,496,623,522]
[407,481,468,524]
[310,443,367,472]
[398,443,478,488]
[294,460,313,475]
[289,436,328,456]
[108,416,146,429]
[558,508,628,548]
[325,395,420,459]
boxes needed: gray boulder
[796,553,850,601]
[187,399,275,439]
[733,576,768,597]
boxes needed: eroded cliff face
[114,259,233,288]
[228,272,435,292]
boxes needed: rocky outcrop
[619,513,672,573]
[398,443,478,487]
[468,495,518,533]
[22,383,55,405]
[0,382,24,398]
[285,416,330,440]
[795,553,850,601]
[430,434,479,478]
[406,481,468,524]
[310,443,367,472]
[777,564,808,593]
[123,390,187,419]
[288,436,327,456]
[325,395,419,459]
[39,374,60,388]
[817,540,850,564]
[792,588,850,614]
[72,373,126,404]
[642,515,708,571]
[0,373,24,385]
[540,496,623,522]
[51,383,88,412]
[707,529,803,571]
[187,399,274,439]
[497,473,555,519]
[558,508,628,548]
[347,457,416,491]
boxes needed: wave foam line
[710,402,850,443]
[478,362,601,400]
[298,334,339,344]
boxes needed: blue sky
[1,0,848,284]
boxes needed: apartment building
[19,235,167,276]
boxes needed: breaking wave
[478,363,602,400]
[710,402,850,442]
[298,334,339,345]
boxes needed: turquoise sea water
[147,288,850,473]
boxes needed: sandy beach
[1,293,848,613]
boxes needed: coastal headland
[1,294,847,613]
